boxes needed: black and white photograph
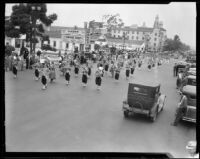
[4,2,197,158]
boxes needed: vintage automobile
[186,75,196,86]
[181,85,196,123]
[186,69,196,76]
[122,81,166,122]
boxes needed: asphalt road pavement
[5,59,196,158]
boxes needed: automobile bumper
[122,104,149,115]
[182,117,196,123]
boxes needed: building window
[66,43,68,48]
[127,31,129,34]
[154,43,156,46]
[142,37,144,40]
[136,36,138,40]
[113,35,116,38]
[114,30,116,33]
[154,38,157,41]
[155,33,157,36]
[118,35,120,38]
[132,36,134,40]
[132,31,134,34]
[137,31,139,34]
[53,41,56,47]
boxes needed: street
[5,59,196,158]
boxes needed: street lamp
[122,32,128,52]
[30,4,41,55]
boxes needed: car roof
[182,85,196,95]
[187,75,196,79]
[177,61,187,65]
[129,80,160,88]
[189,68,196,71]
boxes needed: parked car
[122,81,166,122]
[186,70,196,76]
[186,75,196,86]
[181,85,196,123]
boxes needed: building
[110,15,167,52]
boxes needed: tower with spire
[153,15,160,29]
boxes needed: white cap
[186,141,197,150]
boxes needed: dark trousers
[173,108,185,125]
[173,67,176,76]
[175,67,178,76]
[26,58,29,69]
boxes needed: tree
[102,14,124,36]
[5,43,15,56]
[110,46,116,55]
[5,3,57,54]
[163,34,191,52]
[94,44,100,51]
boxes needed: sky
[5,3,196,49]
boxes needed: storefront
[61,29,85,52]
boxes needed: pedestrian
[41,70,48,90]
[65,68,71,85]
[5,56,9,72]
[115,66,120,82]
[171,92,187,126]
[95,68,102,90]
[82,67,88,87]
[74,60,79,77]
[173,63,177,77]
[186,141,199,158]
[34,64,40,81]
[176,71,182,90]
[12,62,18,78]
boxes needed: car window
[132,86,148,96]
[189,95,196,100]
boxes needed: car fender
[149,103,158,117]
[158,94,166,112]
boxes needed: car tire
[151,110,158,122]
[124,111,129,118]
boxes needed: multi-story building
[110,15,167,52]
[44,26,85,53]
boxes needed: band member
[115,66,120,81]
[148,60,151,70]
[12,62,18,78]
[138,59,142,70]
[110,62,115,78]
[130,62,135,77]
[104,60,109,75]
[87,60,92,78]
[74,60,79,77]
[49,66,56,83]
[82,67,88,87]
[125,62,130,80]
[65,68,71,85]
[95,68,102,90]
[41,71,47,90]
[34,64,40,81]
